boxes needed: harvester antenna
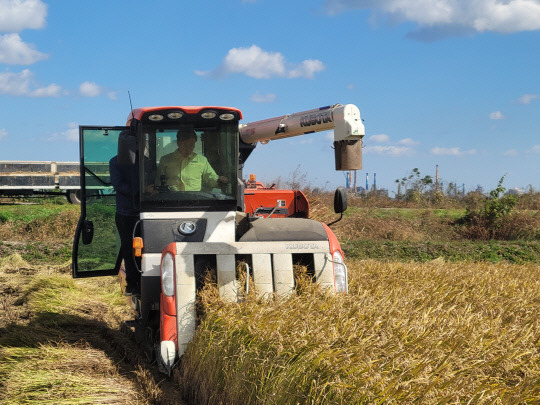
[128,91,135,119]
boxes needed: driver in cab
[153,129,228,192]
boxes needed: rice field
[1,201,539,403]
[179,259,540,404]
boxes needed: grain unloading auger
[71,103,364,375]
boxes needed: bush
[456,176,539,240]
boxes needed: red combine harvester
[244,174,310,219]
[72,104,364,374]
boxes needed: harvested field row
[0,254,181,405]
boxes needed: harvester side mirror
[327,187,348,227]
[82,219,94,245]
[334,186,348,214]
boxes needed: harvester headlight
[167,112,183,119]
[219,113,235,121]
[148,114,164,121]
[161,253,175,297]
[332,251,348,293]
[201,111,217,119]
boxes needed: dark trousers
[115,213,140,287]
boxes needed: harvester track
[108,316,186,404]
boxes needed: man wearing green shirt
[155,130,227,191]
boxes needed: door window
[73,127,129,278]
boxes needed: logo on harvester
[300,110,333,128]
[178,221,197,235]
[286,242,320,250]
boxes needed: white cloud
[30,83,61,97]
[324,0,540,39]
[365,134,419,155]
[369,134,390,143]
[79,81,102,97]
[48,122,78,142]
[489,110,505,120]
[196,45,325,79]
[530,145,540,154]
[430,146,476,156]
[398,137,419,146]
[504,149,519,156]
[0,33,48,64]
[63,123,79,142]
[0,69,62,97]
[364,145,414,156]
[287,59,325,79]
[518,94,540,104]
[251,92,277,103]
[0,0,47,32]
[79,81,117,100]
[0,128,7,140]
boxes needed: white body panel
[141,253,161,276]
[272,253,295,297]
[140,210,237,276]
[160,341,176,374]
[140,211,236,243]
[175,254,197,356]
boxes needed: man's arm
[201,158,228,188]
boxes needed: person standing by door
[110,131,141,296]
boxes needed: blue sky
[1,0,539,194]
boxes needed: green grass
[0,203,76,224]
[343,239,540,263]
[0,241,72,265]
[369,207,465,220]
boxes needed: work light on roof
[167,112,183,119]
[201,111,217,119]
[148,114,164,121]
[219,113,235,121]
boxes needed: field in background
[2,193,539,265]
[0,197,539,404]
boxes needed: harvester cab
[72,104,364,374]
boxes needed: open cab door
[72,126,129,278]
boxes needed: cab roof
[127,106,243,123]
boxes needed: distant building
[507,188,524,196]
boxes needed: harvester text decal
[300,110,333,128]
[286,243,321,250]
